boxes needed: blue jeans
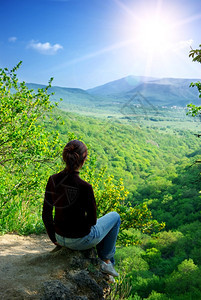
[56,211,121,263]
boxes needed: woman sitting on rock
[42,139,120,279]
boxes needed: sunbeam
[46,38,138,74]
[173,12,201,28]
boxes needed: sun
[136,15,173,53]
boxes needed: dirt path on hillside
[0,233,55,299]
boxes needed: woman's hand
[54,241,62,247]
[51,242,62,253]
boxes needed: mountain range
[26,75,201,109]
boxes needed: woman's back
[43,169,96,240]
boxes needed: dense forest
[44,108,201,299]
[1,55,201,299]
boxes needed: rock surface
[0,234,110,300]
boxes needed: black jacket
[42,170,97,243]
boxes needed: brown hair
[62,140,87,171]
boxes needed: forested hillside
[47,108,201,198]
[1,63,201,299]
[40,107,201,299]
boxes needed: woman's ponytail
[62,140,87,171]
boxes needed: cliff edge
[0,234,110,300]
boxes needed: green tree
[0,62,63,233]
[165,259,201,296]
[187,44,201,116]
[0,62,61,166]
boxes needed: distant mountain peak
[87,75,157,96]
[25,75,201,109]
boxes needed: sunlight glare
[136,16,173,53]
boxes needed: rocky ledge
[2,246,111,300]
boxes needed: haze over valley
[27,75,200,110]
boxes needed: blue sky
[0,0,201,89]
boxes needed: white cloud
[27,40,63,55]
[8,36,17,42]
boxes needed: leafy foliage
[0,63,63,233]
[135,160,201,230]
[187,44,201,116]
[189,44,201,64]
[113,228,201,299]
[0,62,59,165]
